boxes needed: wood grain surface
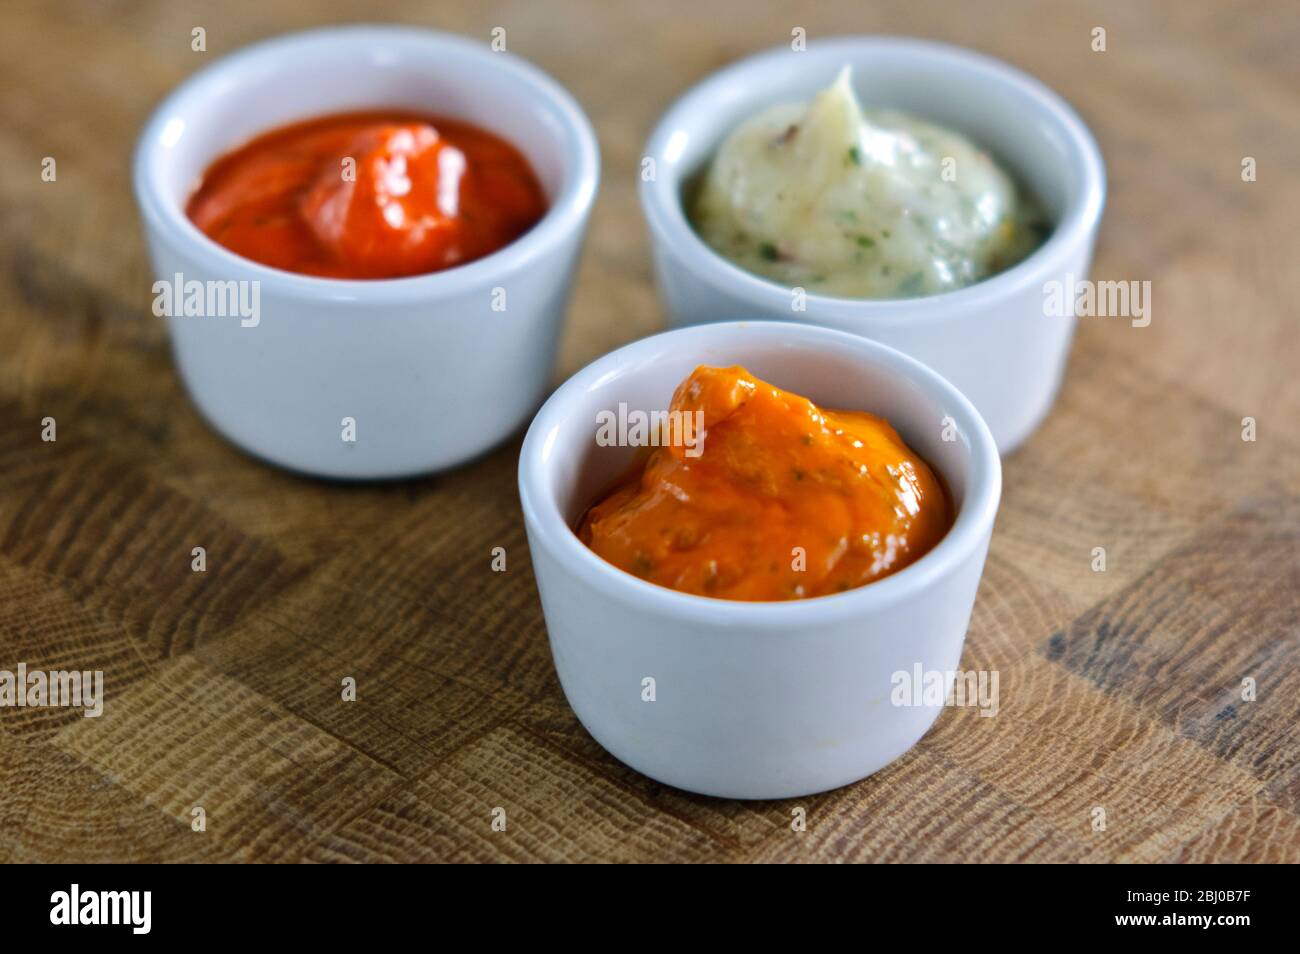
[1,0,1298,863]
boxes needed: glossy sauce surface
[579,365,953,601]
[187,111,547,279]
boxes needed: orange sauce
[187,111,547,279]
[579,365,953,601]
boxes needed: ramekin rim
[517,320,1002,627]
[132,24,600,304]
[638,34,1106,326]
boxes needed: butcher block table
[1,0,1297,863]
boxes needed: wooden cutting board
[1,0,1297,862]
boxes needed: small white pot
[640,37,1105,454]
[134,26,599,479]
[518,321,1001,799]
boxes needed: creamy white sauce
[691,67,1049,298]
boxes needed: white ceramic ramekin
[640,37,1105,454]
[518,321,1001,799]
[134,26,599,478]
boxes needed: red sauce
[186,111,547,279]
